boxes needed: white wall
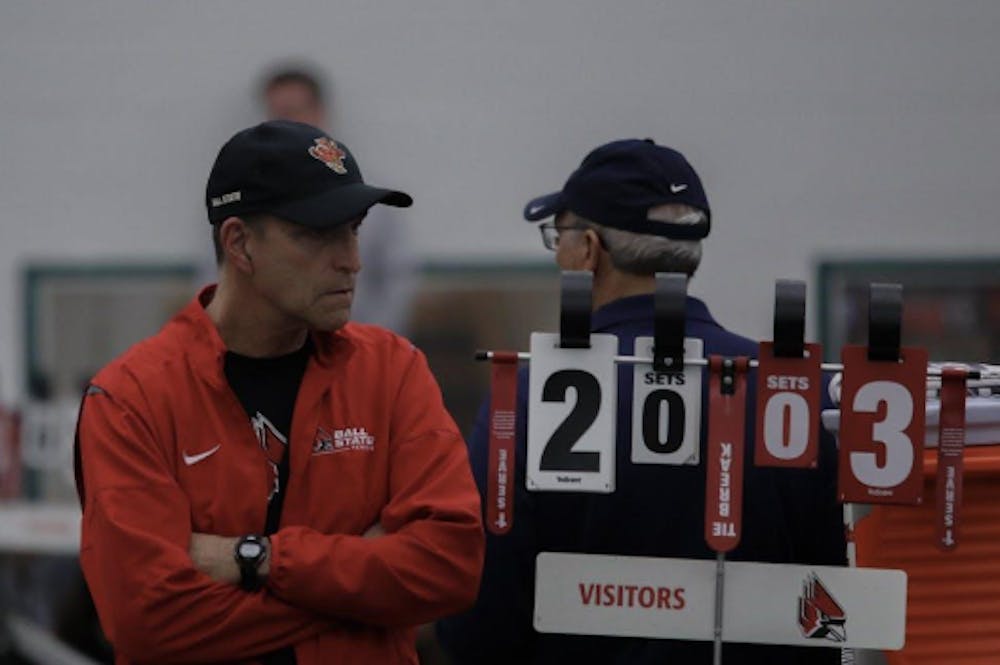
[1,0,998,400]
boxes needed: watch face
[238,541,263,559]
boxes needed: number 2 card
[527,332,617,493]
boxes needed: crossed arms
[76,355,484,663]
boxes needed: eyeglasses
[538,222,593,251]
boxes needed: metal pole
[713,552,725,665]
[475,351,999,385]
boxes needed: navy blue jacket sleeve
[437,373,537,663]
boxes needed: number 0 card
[527,332,617,493]
[630,337,703,465]
[754,342,822,468]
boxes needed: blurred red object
[0,405,22,499]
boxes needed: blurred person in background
[260,63,419,335]
[75,120,483,664]
[437,138,846,664]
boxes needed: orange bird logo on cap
[309,137,348,174]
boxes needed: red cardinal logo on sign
[798,574,847,642]
[309,137,348,174]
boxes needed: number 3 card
[527,332,618,493]
[838,345,928,504]
[630,337,703,465]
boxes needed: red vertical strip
[705,356,749,553]
[0,407,21,499]
[935,368,967,551]
[487,352,519,535]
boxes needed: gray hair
[583,204,705,276]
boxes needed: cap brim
[269,182,412,228]
[523,192,564,222]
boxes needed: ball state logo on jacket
[309,137,348,174]
[313,426,375,455]
[798,573,846,642]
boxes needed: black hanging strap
[560,271,593,349]
[868,282,903,362]
[773,279,806,358]
[653,272,687,372]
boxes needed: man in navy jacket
[438,139,845,664]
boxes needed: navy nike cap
[523,138,710,240]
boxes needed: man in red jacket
[74,120,484,664]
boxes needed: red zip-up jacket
[75,289,484,664]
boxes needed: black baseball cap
[523,138,710,240]
[206,120,412,227]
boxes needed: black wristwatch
[234,534,268,591]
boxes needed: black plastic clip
[773,279,806,358]
[868,282,903,362]
[720,357,737,395]
[560,270,593,349]
[653,272,687,372]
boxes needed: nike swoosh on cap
[670,183,688,193]
[183,444,222,466]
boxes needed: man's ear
[219,216,254,274]
[582,228,603,272]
